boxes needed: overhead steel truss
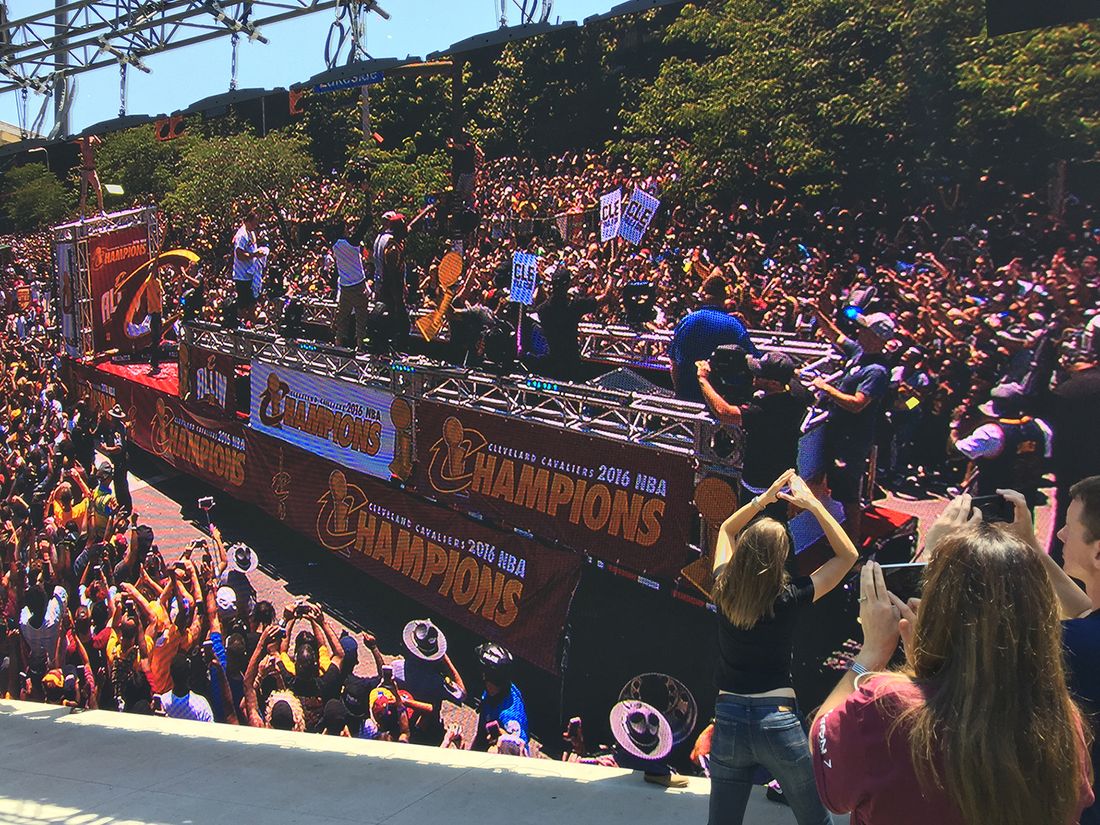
[0,1,388,97]
[178,321,736,465]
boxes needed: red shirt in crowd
[812,675,1095,825]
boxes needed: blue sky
[1,0,617,134]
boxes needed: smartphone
[568,717,581,736]
[197,496,215,511]
[381,664,393,681]
[971,494,1014,524]
[485,720,500,737]
[879,562,928,604]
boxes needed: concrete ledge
[0,700,712,825]
[0,700,825,824]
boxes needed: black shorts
[235,280,256,307]
[826,455,869,504]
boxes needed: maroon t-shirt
[813,675,1094,825]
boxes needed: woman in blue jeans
[707,469,858,824]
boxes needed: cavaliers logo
[316,469,369,555]
[117,249,200,342]
[259,371,290,427]
[425,416,488,495]
[150,397,172,457]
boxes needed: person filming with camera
[697,350,808,513]
[811,498,1095,825]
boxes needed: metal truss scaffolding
[179,321,736,469]
[52,205,158,357]
[0,1,389,96]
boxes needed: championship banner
[510,252,539,306]
[248,436,580,673]
[600,189,622,243]
[56,241,80,358]
[414,402,697,581]
[72,365,250,492]
[178,341,238,418]
[618,188,660,246]
[250,360,413,482]
[87,224,151,352]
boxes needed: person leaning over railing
[811,509,1095,825]
[705,468,858,825]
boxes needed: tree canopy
[1,2,1096,233]
[162,130,315,256]
[1,164,73,231]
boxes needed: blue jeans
[708,694,831,825]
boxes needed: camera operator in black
[534,265,613,382]
[697,350,808,515]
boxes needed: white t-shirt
[232,225,259,283]
[159,690,215,723]
[333,239,366,288]
[955,419,1054,460]
[20,585,67,666]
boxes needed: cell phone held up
[971,494,1014,524]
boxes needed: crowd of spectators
[3,139,1100,821]
[170,149,1100,499]
[0,309,642,762]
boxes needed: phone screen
[879,562,927,604]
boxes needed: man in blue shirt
[471,642,528,752]
[805,305,893,540]
[668,275,759,402]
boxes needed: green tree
[294,87,364,173]
[618,0,1097,199]
[1,163,73,231]
[350,139,451,260]
[162,130,315,257]
[956,24,1099,185]
[95,123,190,202]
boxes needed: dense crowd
[11,142,1094,510]
[3,138,1100,823]
[0,306,684,770]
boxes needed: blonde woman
[813,518,1095,824]
[707,468,858,825]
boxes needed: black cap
[747,352,796,384]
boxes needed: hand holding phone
[971,494,1013,524]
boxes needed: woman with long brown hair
[812,500,1095,825]
[706,468,858,825]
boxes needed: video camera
[709,344,753,404]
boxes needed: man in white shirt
[158,653,214,722]
[954,384,1052,509]
[20,584,68,668]
[332,238,369,349]
[232,211,268,324]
